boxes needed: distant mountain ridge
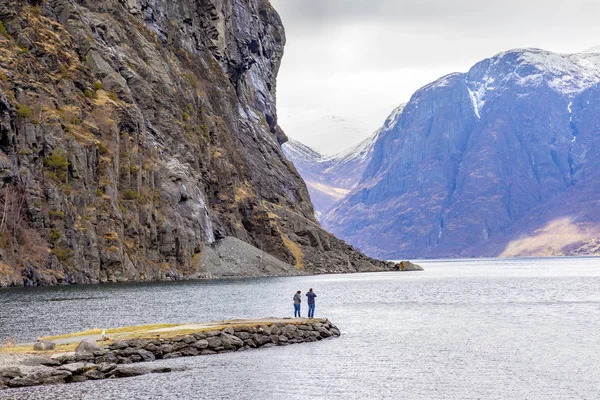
[290,47,600,259]
[283,104,404,218]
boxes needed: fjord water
[1,258,599,399]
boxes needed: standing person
[306,288,317,318]
[293,290,302,318]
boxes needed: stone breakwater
[0,319,340,390]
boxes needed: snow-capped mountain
[282,105,405,218]
[320,47,600,259]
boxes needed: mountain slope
[0,0,389,287]
[323,48,600,259]
[282,104,404,217]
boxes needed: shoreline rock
[393,261,424,271]
[0,318,340,390]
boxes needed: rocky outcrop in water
[0,0,390,287]
[0,319,340,389]
[393,261,423,271]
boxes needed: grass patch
[182,72,199,89]
[44,150,69,182]
[0,343,78,355]
[40,323,181,341]
[281,234,305,270]
[123,189,139,200]
[16,104,32,119]
[49,209,65,219]
[0,21,9,39]
[53,245,72,262]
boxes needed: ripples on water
[1,257,599,399]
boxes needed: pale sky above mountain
[270,0,600,155]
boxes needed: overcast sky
[269,0,600,155]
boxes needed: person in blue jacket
[306,288,317,318]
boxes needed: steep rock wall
[0,0,389,287]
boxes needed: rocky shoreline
[0,319,340,390]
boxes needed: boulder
[97,363,117,373]
[109,341,129,350]
[74,352,95,362]
[20,356,50,366]
[258,325,272,335]
[394,261,424,271]
[192,340,209,349]
[221,333,244,348]
[206,337,223,349]
[129,354,142,363]
[136,349,156,362]
[234,332,251,340]
[110,365,150,378]
[278,335,289,343]
[76,340,102,354]
[83,369,105,380]
[297,325,312,331]
[315,326,332,338]
[222,327,235,335]
[159,344,174,354]
[252,334,270,346]
[0,367,22,379]
[172,342,189,352]
[270,326,282,336]
[145,343,158,353]
[182,335,196,344]
[181,347,199,356]
[95,352,118,364]
[281,324,299,339]
[33,341,56,351]
[58,362,92,374]
[9,369,71,388]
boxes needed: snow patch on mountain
[471,49,600,99]
[518,50,600,94]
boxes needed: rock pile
[1,319,340,390]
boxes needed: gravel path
[149,317,319,333]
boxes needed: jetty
[0,318,340,390]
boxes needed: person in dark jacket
[306,288,317,318]
[293,290,302,317]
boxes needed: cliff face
[322,49,600,259]
[0,0,389,287]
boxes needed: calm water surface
[1,257,599,399]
